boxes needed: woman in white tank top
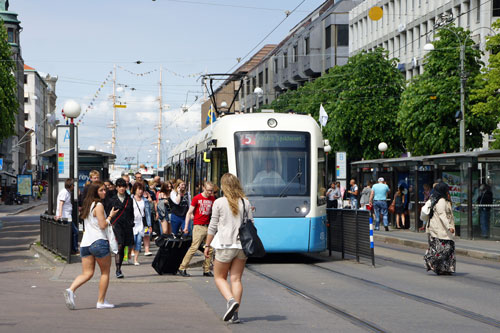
[63,181,118,310]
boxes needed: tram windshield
[235,131,310,197]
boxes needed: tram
[164,111,328,253]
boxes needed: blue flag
[206,105,216,125]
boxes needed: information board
[17,174,32,196]
[336,152,347,179]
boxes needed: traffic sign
[114,104,127,108]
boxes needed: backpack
[420,199,432,222]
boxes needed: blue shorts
[80,239,110,259]
[133,233,143,252]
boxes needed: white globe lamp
[378,142,388,158]
[254,87,264,97]
[63,100,81,123]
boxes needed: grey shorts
[214,248,247,263]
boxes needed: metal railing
[327,209,375,266]
[40,214,72,263]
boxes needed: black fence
[327,209,375,266]
[40,214,73,263]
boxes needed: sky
[12,0,326,167]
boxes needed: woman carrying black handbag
[204,173,253,323]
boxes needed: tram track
[309,263,500,329]
[246,265,388,333]
[373,252,500,288]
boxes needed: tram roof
[166,112,319,162]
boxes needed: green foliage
[0,19,18,142]
[398,26,496,155]
[470,19,500,149]
[268,48,405,160]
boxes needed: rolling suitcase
[152,234,192,275]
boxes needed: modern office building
[239,0,363,112]
[349,0,500,80]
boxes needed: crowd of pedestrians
[63,170,250,322]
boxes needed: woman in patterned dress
[424,182,456,275]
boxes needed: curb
[4,201,47,216]
[374,234,500,262]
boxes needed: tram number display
[236,132,307,148]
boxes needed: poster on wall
[17,175,32,196]
[442,171,479,226]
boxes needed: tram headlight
[267,118,277,128]
[301,206,308,213]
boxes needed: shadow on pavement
[242,315,287,322]
[248,252,341,265]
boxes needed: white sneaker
[64,289,75,310]
[96,300,115,309]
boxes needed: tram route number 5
[241,134,256,146]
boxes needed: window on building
[274,58,279,73]
[284,52,288,68]
[252,77,256,91]
[477,0,481,22]
[337,25,349,46]
[246,80,250,95]
[7,28,14,43]
[265,68,268,84]
[258,71,263,86]
[494,0,500,16]
[293,45,298,62]
[24,97,29,103]
[325,25,332,49]
[24,74,27,84]
[304,37,310,55]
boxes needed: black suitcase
[152,235,192,275]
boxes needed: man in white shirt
[55,179,78,253]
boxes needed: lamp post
[63,100,81,213]
[424,24,497,152]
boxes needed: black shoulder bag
[238,198,266,258]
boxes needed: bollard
[369,215,375,267]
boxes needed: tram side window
[317,149,326,206]
[211,148,228,195]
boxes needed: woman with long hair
[424,182,456,275]
[156,181,172,234]
[393,185,406,228]
[64,181,118,310]
[168,179,190,234]
[204,173,253,323]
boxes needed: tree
[0,19,18,142]
[325,48,405,160]
[266,48,405,160]
[398,26,496,155]
[470,19,500,148]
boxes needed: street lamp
[424,23,497,152]
[63,99,81,221]
[378,142,388,158]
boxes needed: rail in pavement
[374,229,500,262]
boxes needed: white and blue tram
[164,112,328,253]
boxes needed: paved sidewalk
[0,193,48,217]
[374,229,500,261]
[0,205,227,333]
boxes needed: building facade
[24,65,58,180]
[349,0,500,80]
[240,0,363,112]
[0,0,26,186]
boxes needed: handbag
[238,198,266,258]
[134,197,148,227]
[388,200,396,214]
[420,199,432,222]
[106,222,119,254]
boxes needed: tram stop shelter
[40,148,116,215]
[351,150,500,240]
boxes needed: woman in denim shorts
[64,181,118,310]
[204,173,253,323]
